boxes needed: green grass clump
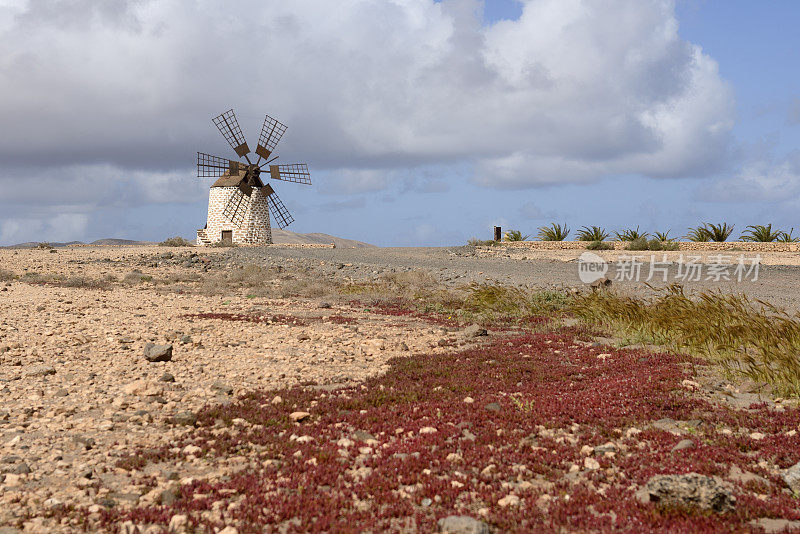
[461,283,568,318]
[570,285,800,396]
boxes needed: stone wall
[201,187,272,245]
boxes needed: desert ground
[1,245,799,533]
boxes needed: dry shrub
[159,236,193,247]
[123,271,153,284]
[0,268,15,281]
[571,284,800,396]
[339,270,440,301]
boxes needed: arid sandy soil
[1,246,799,532]
[0,247,477,531]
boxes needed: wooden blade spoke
[212,109,250,158]
[197,152,242,178]
[256,115,287,160]
[266,190,294,229]
[268,163,311,185]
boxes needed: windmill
[196,109,311,246]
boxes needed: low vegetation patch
[586,240,614,250]
[86,321,799,532]
[626,237,679,251]
[571,285,800,396]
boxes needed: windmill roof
[211,170,245,188]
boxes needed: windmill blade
[268,164,311,185]
[256,115,287,160]
[212,109,250,158]
[197,152,243,178]
[264,188,294,229]
[222,189,248,226]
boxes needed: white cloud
[0,0,735,241]
[699,156,800,203]
[0,0,732,179]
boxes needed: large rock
[143,343,172,362]
[782,461,800,493]
[635,473,735,513]
[437,515,490,534]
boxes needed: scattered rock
[463,324,488,337]
[589,277,612,289]
[437,515,490,534]
[584,457,601,470]
[297,332,311,341]
[635,473,735,513]
[419,427,438,434]
[271,395,282,405]
[729,464,769,486]
[594,442,617,455]
[143,343,173,362]
[671,439,695,453]
[172,411,197,426]
[160,372,175,383]
[749,518,800,533]
[168,514,188,533]
[72,435,95,450]
[497,494,519,507]
[318,302,332,309]
[13,463,31,475]
[463,397,474,404]
[484,402,501,412]
[53,388,69,397]
[352,430,376,442]
[25,365,55,377]
[290,411,311,422]
[211,381,233,395]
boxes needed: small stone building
[196,170,272,246]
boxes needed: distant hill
[90,238,154,246]
[3,238,153,248]
[271,229,375,248]
[4,240,84,249]
[4,232,374,249]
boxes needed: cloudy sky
[0,0,798,246]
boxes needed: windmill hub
[195,109,311,246]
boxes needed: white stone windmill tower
[196,109,311,246]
